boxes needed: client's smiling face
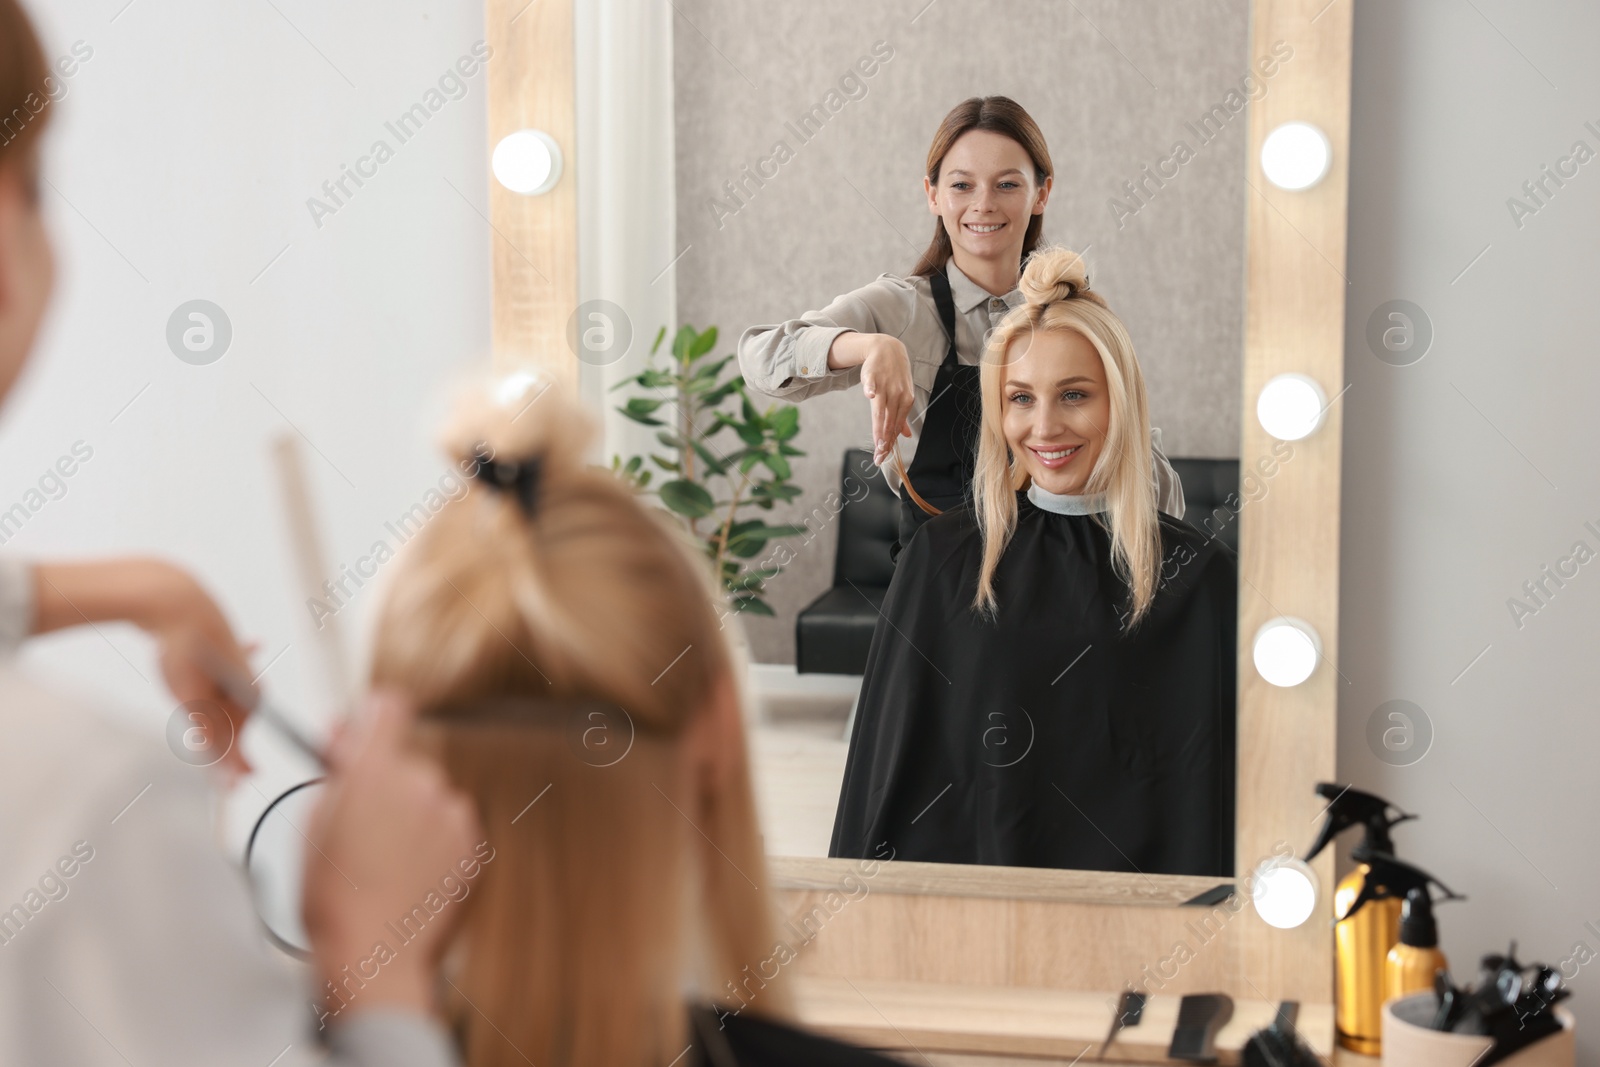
[1000,327,1111,496]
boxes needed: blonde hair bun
[437,369,595,475]
[1018,246,1097,307]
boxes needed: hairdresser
[738,96,1185,559]
[0,2,474,1063]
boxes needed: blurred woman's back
[369,373,805,1066]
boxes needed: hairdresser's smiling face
[1002,328,1110,496]
[925,128,1049,268]
[0,154,55,406]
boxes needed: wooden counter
[794,976,1350,1065]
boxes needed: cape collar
[1026,482,1109,515]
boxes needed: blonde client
[366,378,901,1066]
[830,247,1238,876]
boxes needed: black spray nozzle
[1303,783,1419,863]
[1398,886,1440,947]
[1338,848,1465,924]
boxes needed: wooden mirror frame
[481,0,1352,1036]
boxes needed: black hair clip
[468,442,544,518]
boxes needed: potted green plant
[608,324,807,617]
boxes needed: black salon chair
[1168,457,1242,557]
[794,448,897,677]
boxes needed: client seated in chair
[366,375,900,1067]
[829,247,1238,877]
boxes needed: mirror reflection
[653,5,1271,876]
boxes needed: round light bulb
[1252,617,1322,687]
[1256,373,1328,441]
[1260,121,1332,191]
[492,129,563,195]
[493,368,546,407]
[1251,856,1319,929]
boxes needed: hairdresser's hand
[33,558,258,775]
[856,334,915,466]
[304,689,482,1022]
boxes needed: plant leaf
[769,406,800,440]
[760,451,791,480]
[619,397,666,426]
[750,523,808,539]
[671,325,697,363]
[750,482,804,505]
[689,438,728,476]
[658,479,716,518]
[702,381,741,406]
[688,326,718,360]
[730,594,775,617]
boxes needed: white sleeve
[737,273,917,402]
[0,694,458,1067]
[0,555,34,656]
[328,1009,461,1067]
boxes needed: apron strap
[927,266,961,367]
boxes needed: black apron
[889,268,983,563]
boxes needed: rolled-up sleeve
[0,555,34,657]
[737,274,916,403]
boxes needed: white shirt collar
[1026,482,1109,515]
[946,259,1026,315]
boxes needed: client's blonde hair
[971,247,1162,628]
[369,373,792,1066]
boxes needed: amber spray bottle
[1301,784,1418,1056]
[1385,886,1450,1004]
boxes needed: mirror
[490,0,1350,1016]
[627,1,1278,879]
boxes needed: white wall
[1342,0,1600,1057]
[7,1,491,825]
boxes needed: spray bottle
[1385,886,1450,1006]
[1302,783,1418,1055]
[1345,848,1466,1055]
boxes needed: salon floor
[746,665,857,857]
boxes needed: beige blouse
[736,258,1186,516]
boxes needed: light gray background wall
[8,0,492,833]
[672,0,1253,664]
[1343,0,1600,1059]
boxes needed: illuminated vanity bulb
[493,368,546,407]
[1260,121,1331,190]
[1252,617,1322,687]
[1252,856,1319,929]
[1256,373,1328,441]
[492,129,563,195]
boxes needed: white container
[1382,992,1574,1067]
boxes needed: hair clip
[468,443,544,518]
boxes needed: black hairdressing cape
[828,489,1237,876]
